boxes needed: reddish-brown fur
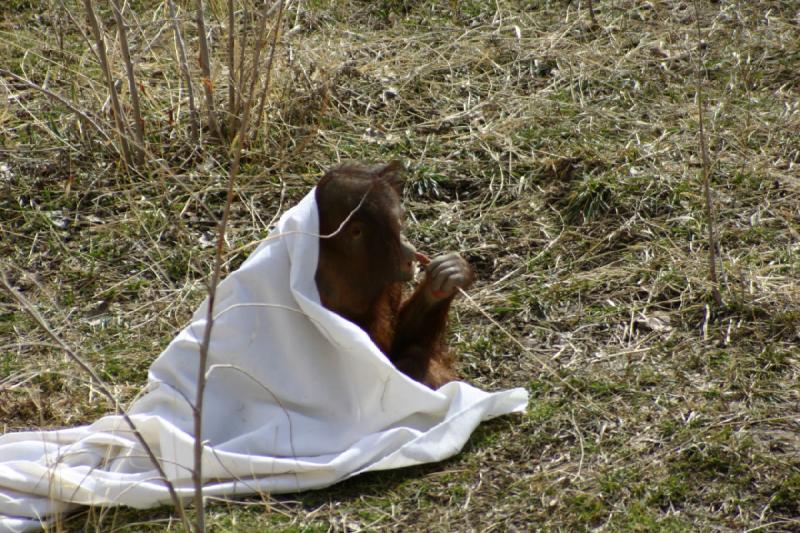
[314,161,474,388]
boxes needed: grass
[1,0,799,530]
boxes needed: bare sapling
[191,4,284,530]
[234,4,252,126]
[230,0,283,141]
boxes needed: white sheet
[0,189,528,532]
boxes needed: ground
[1,0,799,531]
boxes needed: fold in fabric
[0,190,528,532]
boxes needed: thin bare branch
[0,68,113,144]
[227,0,236,135]
[0,273,191,533]
[191,124,240,533]
[234,3,252,124]
[253,0,286,133]
[231,0,283,143]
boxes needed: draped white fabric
[0,190,528,532]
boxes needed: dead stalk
[246,1,284,135]
[82,0,133,168]
[235,4,251,122]
[195,0,221,140]
[586,0,598,28]
[693,1,723,308]
[0,274,191,532]
[167,0,200,143]
[110,0,145,164]
[227,0,237,135]
[57,0,98,67]
[254,1,286,132]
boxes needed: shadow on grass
[59,418,513,531]
[280,416,513,505]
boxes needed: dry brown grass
[1,0,799,530]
